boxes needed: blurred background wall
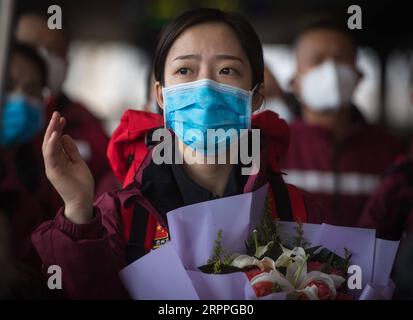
[6,0,413,138]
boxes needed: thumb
[61,135,83,162]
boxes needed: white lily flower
[231,245,346,300]
[250,268,295,293]
[285,254,308,287]
[330,274,346,288]
[230,255,259,269]
[256,257,276,272]
[230,255,276,272]
[298,271,345,291]
[296,284,319,300]
[295,271,346,300]
[274,245,307,268]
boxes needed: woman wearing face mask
[1,44,46,147]
[32,8,323,299]
[0,43,62,292]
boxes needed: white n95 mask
[299,60,358,111]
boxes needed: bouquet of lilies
[120,184,399,300]
[199,217,352,300]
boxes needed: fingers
[44,130,64,174]
[43,112,58,152]
[58,116,66,136]
[42,111,66,153]
[43,111,69,173]
[61,134,82,163]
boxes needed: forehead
[16,14,48,46]
[17,14,68,57]
[296,29,356,58]
[166,22,247,60]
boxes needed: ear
[155,81,164,110]
[252,83,264,112]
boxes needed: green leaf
[304,245,322,258]
[321,252,334,273]
[260,240,283,261]
[292,219,310,248]
[198,264,242,274]
[244,193,283,259]
[310,248,349,274]
[206,229,237,274]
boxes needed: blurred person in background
[16,13,111,188]
[358,148,413,241]
[257,65,300,123]
[283,20,405,227]
[0,42,61,272]
[357,70,413,241]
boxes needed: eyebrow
[215,54,244,64]
[173,54,201,61]
[172,54,244,63]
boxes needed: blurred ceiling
[14,0,413,56]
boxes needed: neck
[303,106,351,141]
[178,143,233,197]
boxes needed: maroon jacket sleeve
[31,192,129,299]
[357,168,413,240]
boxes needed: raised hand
[42,111,95,224]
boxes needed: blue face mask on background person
[162,79,254,155]
[0,93,45,146]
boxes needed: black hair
[145,65,163,114]
[146,66,154,101]
[153,8,264,89]
[10,42,48,88]
[294,19,358,56]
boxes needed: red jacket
[358,140,413,240]
[282,109,404,227]
[32,110,323,299]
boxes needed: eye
[177,68,190,75]
[219,67,237,76]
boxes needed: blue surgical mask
[163,79,254,155]
[0,93,45,146]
